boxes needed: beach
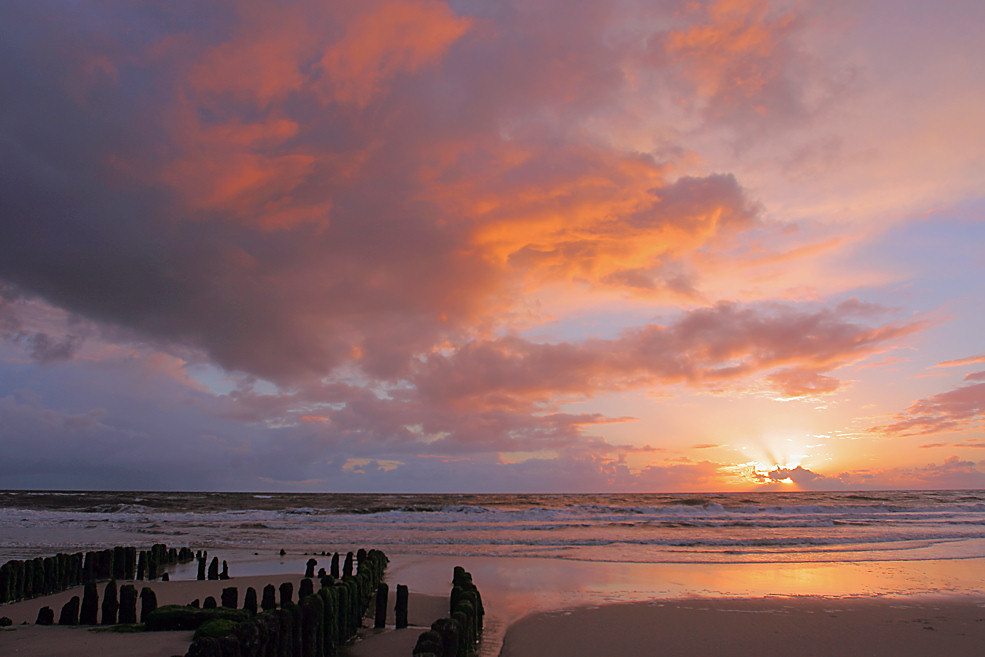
[0,569,449,657]
[3,554,985,656]
[500,596,985,657]
[4,491,985,655]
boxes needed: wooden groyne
[0,543,193,604]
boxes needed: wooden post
[100,580,119,625]
[374,583,388,628]
[58,596,80,625]
[279,581,294,607]
[395,584,409,629]
[79,581,98,624]
[244,587,258,615]
[261,584,277,611]
[139,587,157,623]
[118,584,137,624]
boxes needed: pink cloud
[415,300,920,407]
[872,380,985,437]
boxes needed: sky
[1,0,984,492]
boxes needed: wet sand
[500,596,985,657]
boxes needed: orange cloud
[660,0,798,116]
[317,0,473,107]
[935,354,985,368]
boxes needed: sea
[5,489,985,653]
[3,489,985,566]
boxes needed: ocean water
[3,489,985,566]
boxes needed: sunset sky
[1,0,984,492]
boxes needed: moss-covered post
[244,587,258,615]
[261,584,277,611]
[101,580,119,625]
[395,584,409,629]
[118,584,137,624]
[80,581,99,624]
[139,587,158,623]
[374,582,388,628]
[221,586,238,608]
[58,596,80,625]
[300,593,323,657]
[299,578,314,600]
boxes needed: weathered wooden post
[112,547,126,580]
[118,584,137,624]
[35,606,54,625]
[124,546,137,579]
[203,596,217,609]
[207,557,220,580]
[261,584,277,611]
[343,552,354,578]
[82,552,96,584]
[220,560,229,580]
[197,555,206,581]
[80,581,99,624]
[395,584,409,629]
[139,587,157,623]
[330,553,340,579]
[305,558,317,578]
[221,586,238,608]
[59,596,80,625]
[300,577,315,600]
[244,586,258,615]
[137,551,147,581]
[279,581,294,607]
[300,594,324,657]
[374,582,388,628]
[101,580,119,625]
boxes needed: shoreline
[3,552,985,656]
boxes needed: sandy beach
[0,572,449,657]
[501,596,985,657]
[4,554,985,657]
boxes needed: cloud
[872,380,985,437]
[836,456,985,491]
[0,0,970,492]
[414,300,920,407]
[935,354,985,368]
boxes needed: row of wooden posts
[0,544,193,604]
[411,567,484,657]
[196,553,230,581]
[183,548,389,657]
[32,579,159,626]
